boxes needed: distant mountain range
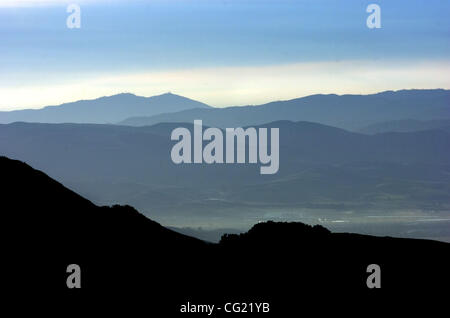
[3,155,449,311]
[0,92,210,124]
[1,89,448,131]
[1,120,449,228]
[119,89,450,130]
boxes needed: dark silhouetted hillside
[2,156,449,314]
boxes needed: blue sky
[1,0,449,109]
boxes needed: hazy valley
[1,89,449,242]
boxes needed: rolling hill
[359,119,450,134]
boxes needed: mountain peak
[153,91,187,99]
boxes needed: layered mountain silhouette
[119,89,450,130]
[2,90,448,131]
[0,92,210,124]
[2,156,449,314]
[1,120,449,227]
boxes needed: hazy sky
[1,0,449,109]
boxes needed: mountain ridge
[2,89,448,130]
[0,92,211,124]
[359,119,450,134]
[1,119,449,233]
[118,89,450,130]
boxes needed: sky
[0,0,449,109]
